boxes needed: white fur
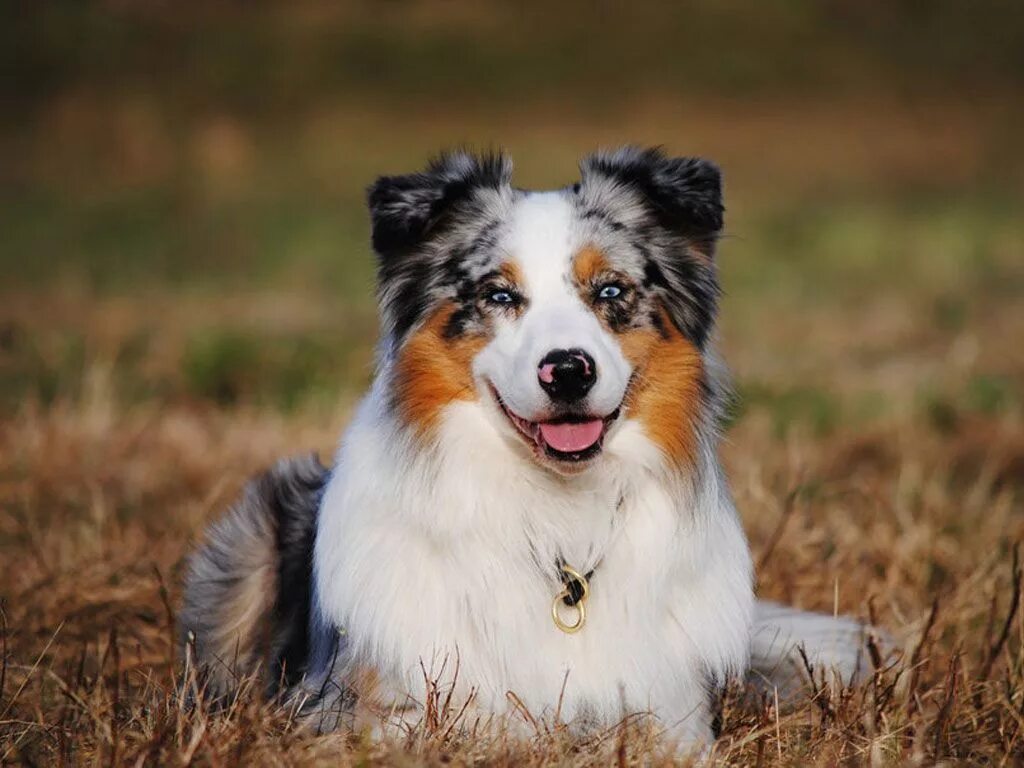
[750,601,873,698]
[310,191,871,751]
[475,192,632,424]
[315,394,752,746]
[312,192,753,750]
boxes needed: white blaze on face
[473,191,633,427]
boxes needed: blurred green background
[2,0,1022,428]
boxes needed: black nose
[538,348,597,402]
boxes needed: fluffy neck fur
[310,357,754,743]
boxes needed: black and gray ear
[580,147,724,347]
[580,146,724,253]
[367,151,513,260]
[366,151,513,350]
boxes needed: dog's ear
[579,147,724,347]
[367,151,513,260]
[367,151,513,348]
[579,146,723,254]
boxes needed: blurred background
[2,3,1024,762]
[2,1,1022,424]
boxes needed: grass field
[2,3,1024,765]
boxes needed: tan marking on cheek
[619,310,704,467]
[499,259,525,288]
[394,304,488,435]
[572,245,610,285]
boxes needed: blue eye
[597,284,623,300]
[488,290,516,305]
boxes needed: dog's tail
[748,600,885,699]
[178,454,328,700]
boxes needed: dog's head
[368,147,723,475]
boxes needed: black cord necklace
[549,497,624,634]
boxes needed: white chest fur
[313,395,753,744]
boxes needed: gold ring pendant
[551,564,589,634]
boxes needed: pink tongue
[538,419,604,453]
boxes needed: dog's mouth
[489,384,620,465]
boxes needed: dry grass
[2,272,1023,766]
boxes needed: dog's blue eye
[597,284,623,300]
[488,290,516,305]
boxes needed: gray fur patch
[366,147,724,364]
[179,454,327,701]
[367,151,519,358]
[576,146,724,348]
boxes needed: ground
[2,4,1023,765]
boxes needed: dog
[179,147,874,751]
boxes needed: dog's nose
[538,348,597,402]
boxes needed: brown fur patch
[572,245,610,285]
[619,308,705,467]
[394,304,488,434]
[499,259,525,288]
[573,246,702,464]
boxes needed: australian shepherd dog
[180,147,876,752]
